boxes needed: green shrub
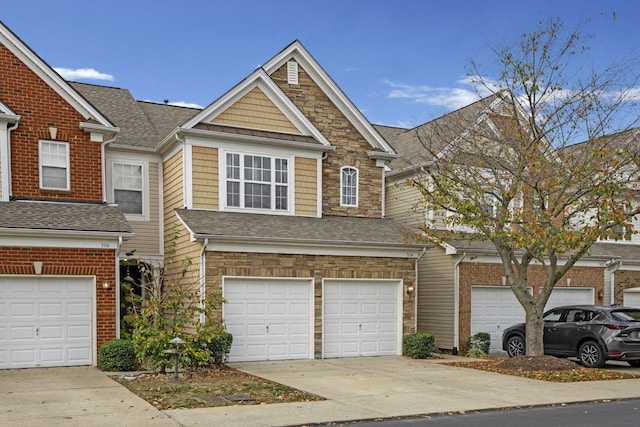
[465,332,491,354]
[208,332,233,365]
[403,332,436,358]
[99,339,137,371]
[466,347,487,358]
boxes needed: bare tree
[410,18,640,356]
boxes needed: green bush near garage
[99,339,137,371]
[465,332,491,357]
[403,332,436,358]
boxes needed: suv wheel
[506,335,525,357]
[578,341,605,368]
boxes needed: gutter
[453,252,467,355]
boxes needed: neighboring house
[381,94,625,353]
[0,22,133,368]
[0,20,422,368]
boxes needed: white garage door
[323,280,401,358]
[624,288,640,307]
[223,278,311,362]
[471,286,527,353]
[471,286,594,353]
[0,277,93,369]
[545,287,594,310]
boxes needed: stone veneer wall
[205,252,416,358]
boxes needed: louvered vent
[287,60,298,85]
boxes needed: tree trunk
[524,307,545,356]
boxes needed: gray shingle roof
[0,201,133,234]
[175,209,420,248]
[70,82,200,148]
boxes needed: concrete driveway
[2,357,639,427]
[0,366,176,426]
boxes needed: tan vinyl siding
[163,150,184,229]
[386,180,428,232]
[419,246,456,350]
[120,161,161,256]
[212,87,300,134]
[294,157,318,216]
[192,146,218,210]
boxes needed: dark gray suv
[502,305,640,368]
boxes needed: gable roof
[378,92,505,174]
[262,40,396,156]
[0,21,115,130]
[178,67,331,147]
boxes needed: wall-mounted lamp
[566,278,572,287]
[501,276,507,286]
[102,282,111,290]
[406,286,414,296]
[598,290,604,299]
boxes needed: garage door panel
[624,289,640,307]
[323,281,400,358]
[224,279,311,362]
[0,277,93,369]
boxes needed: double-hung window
[226,152,289,211]
[340,166,358,207]
[40,141,69,190]
[113,162,143,215]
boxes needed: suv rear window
[611,310,640,322]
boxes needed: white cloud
[167,101,204,109]
[54,67,115,82]
[383,76,501,110]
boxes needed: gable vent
[287,60,299,85]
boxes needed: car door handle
[547,327,557,331]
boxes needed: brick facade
[271,65,384,218]
[205,252,416,358]
[458,262,604,346]
[0,44,102,202]
[613,270,640,304]
[0,247,117,352]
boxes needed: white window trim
[107,158,149,221]
[340,166,359,207]
[39,140,70,191]
[220,149,293,215]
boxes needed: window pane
[341,167,357,206]
[226,153,239,179]
[276,185,287,210]
[227,181,240,207]
[115,189,143,214]
[42,166,67,189]
[245,183,270,208]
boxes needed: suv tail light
[604,324,628,330]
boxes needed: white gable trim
[262,40,396,155]
[0,22,113,128]
[182,69,331,147]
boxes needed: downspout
[381,167,386,218]
[115,235,123,338]
[199,238,208,324]
[101,134,118,203]
[453,252,467,355]
[414,246,427,333]
[4,121,19,199]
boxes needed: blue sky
[3,0,639,128]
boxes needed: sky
[3,0,639,128]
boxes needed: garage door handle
[266,325,269,333]
[35,327,39,337]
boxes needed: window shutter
[287,61,298,85]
